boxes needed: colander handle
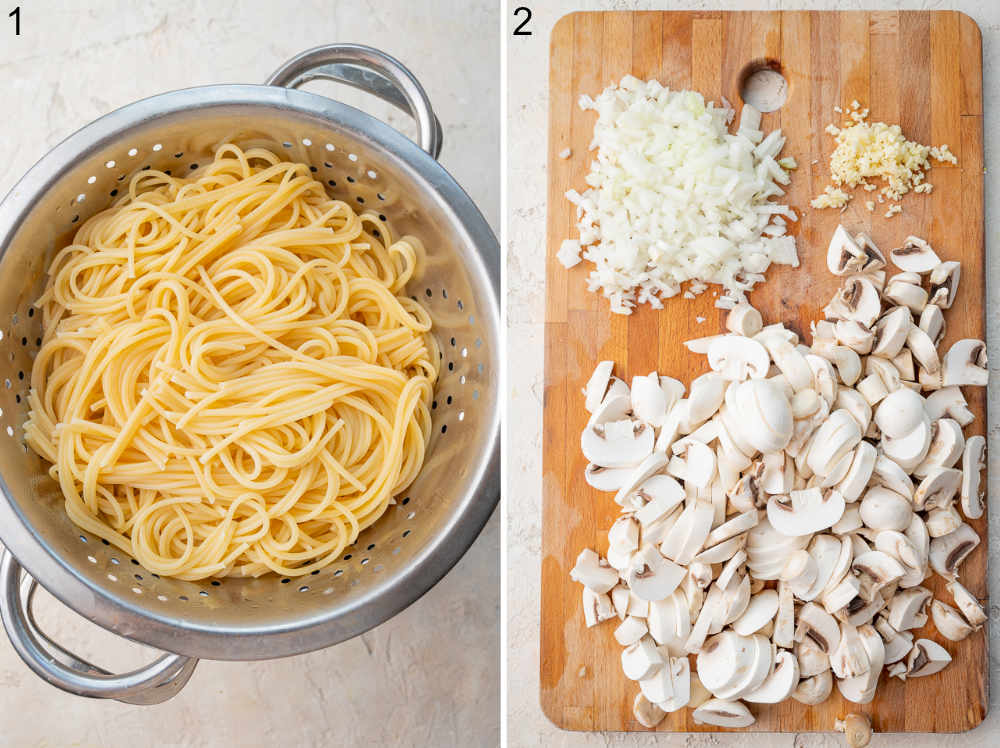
[266,43,443,159]
[0,550,197,704]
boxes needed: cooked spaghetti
[24,144,438,581]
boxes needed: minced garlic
[811,101,957,212]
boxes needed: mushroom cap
[930,599,974,642]
[691,698,756,728]
[729,379,794,454]
[913,466,962,511]
[875,388,927,439]
[890,236,941,273]
[828,224,867,275]
[928,522,980,580]
[792,670,833,705]
[743,649,800,703]
[859,486,913,532]
[708,335,771,381]
[960,434,986,519]
[767,488,846,537]
[906,638,952,677]
[942,338,988,387]
[632,692,667,729]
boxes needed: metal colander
[0,45,499,704]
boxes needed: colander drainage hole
[134,574,142,581]
[334,569,343,577]
[426,289,432,298]
[366,543,375,550]
[401,497,410,505]
[346,176,355,183]
[344,554,352,560]
[78,534,86,543]
[211,580,220,586]
[110,557,119,565]
[402,530,411,538]
[179,595,188,601]
[298,586,309,592]
[441,288,448,298]
[377,193,385,201]
[311,569,320,575]
[361,558,369,565]
[281,578,290,584]
[446,396,453,405]
[199,590,208,597]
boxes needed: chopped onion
[565,76,798,314]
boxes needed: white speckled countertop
[0,1,499,746]
[507,1,999,746]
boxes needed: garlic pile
[570,225,987,729]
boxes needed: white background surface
[506,1,999,746]
[0,1,499,746]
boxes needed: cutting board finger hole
[738,59,788,112]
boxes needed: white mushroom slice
[823,575,862,615]
[669,440,717,491]
[582,587,616,627]
[828,224,867,275]
[692,699,755,728]
[693,533,747,564]
[631,372,669,427]
[796,639,831,677]
[795,603,841,655]
[857,373,889,406]
[628,593,650,620]
[930,600,974,642]
[648,590,690,650]
[654,400,687,453]
[732,589,778,636]
[926,505,963,538]
[588,388,632,426]
[705,510,760,548]
[727,379,794,453]
[639,658,676,705]
[884,278,929,314]
[660,500,714,566]
[893,349,916,381]
[744,649,799,704]
[708,335,771,381]
[835,320,875,355]
[774,580,795,648]
[888,661,908,680]
[760,336,815,393]
[929,261,960,309]
[760,451,794,494]
[696,631,754,695]
[570,549,619,593]
[929,523,980,580]
[874,530,925,588]
[942,339,988,387]
[585,463,637,491]
[872,306,913,359]
[625,544,687,601]
[918,304,946,348]
[912,466,962,511]
[830,623,869,679]
[806,354,839,405]
[685,585,723,653]
[611,584,630,620]
[859,486,913,532]
[712,631,772,700]
[686,669,712,711]
[802,534,845,601]
[792,670,833,705]
[687,372,727,425]
[781,549,819,598]
[828,346,863,387]
[875,617,914,664]
[806,410,862,477]
[874,388,926,439]
[825,276,881,328]
[715,551,748,592]
[836,623,885,704]
[841,593,888,628]
[584,361,615,413]
[632,693,666,729]
[614,615,649,645]
[946,580,988,628]
[960,435,986,519]
[726,303,764,337]
[906,326,941,375]
[791,388,822,420]
[621,635,664,681]
[914,418,964,478]
[924,386,974,426]
[906,638,952,677]
[887,586,932,631]
[835,389,873,434]
[832,505,863,535]
[768,488,846,536]
[881,417,932,471]
[582,419,655,468]
[633,476,686,525]
[608,514,640,553]
[854,231,886,270]
[871,454,914,499]
[852,551,905,601]
[890,236,940,273]
[837,442,877,503]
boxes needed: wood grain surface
[541,10,986,734]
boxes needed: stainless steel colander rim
[0,83,500,660]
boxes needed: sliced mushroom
[836,623,885,703]
[767,488,846,536]
[926,505,963,538]
[830,622,869,679]
[828,224,868,275]
[726,379,794,454]
[872,306,913,358]
[890,236,940,273]
[582,587,616,627]
[881,417,932,471]
[627,545,687,601]
[732,589,779,636]
[960,435,986,519]
[836,712,873,748]
[585,463,639,492]
[906,638,952,677]
[691,698,755,728]
[906,326,941,375]
[852,550,906,601]
[584,360,615,412]
[913,418,964,478]
[874,617,914,664]
[874,387,926,439]
[632,692,666,728]
[630,372,669,427]
[913,466,962,511]
[727,303,764,337]
[792,669,833,705]
[887,586,932,631]
[632,475,686,524]
[582,419,654,468]
[825,276,882,328]
[859,486,913,532]
[929,260,961,309]
[743,649,799,703]
[621,635,664,681]
[570,548,619,593]
[708,335,770,381]
[807,410,862,477]
[780,549,819,598]
[942,339,988,387]
[795,602,841,655]
[946,579,988,628]
[659,500,715,566]
[837,442,878,503]
[929,523,980,580]
[874,530,925,588]
[930,600,974,641]
[924,386,975,426]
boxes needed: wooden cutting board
[541,10,986,733]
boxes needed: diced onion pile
[561,76,799,314]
